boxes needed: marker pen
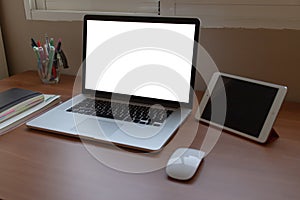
[47,46,55,81]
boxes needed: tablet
[195,72,287,143]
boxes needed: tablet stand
[265,128,279,143]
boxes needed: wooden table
[0,71,300,200]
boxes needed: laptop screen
[83,15,199,106]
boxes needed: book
[0,88,44,123]
[0,94,60,135]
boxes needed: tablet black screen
[201,75,278,138]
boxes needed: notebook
[27,15,200,151]
[0,88,44,123]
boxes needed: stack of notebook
[0,88,60,135]
[0,88,44,123]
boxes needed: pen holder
[37,56,61,84]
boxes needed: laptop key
[67,98,173,126]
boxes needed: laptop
[27,15,200,151]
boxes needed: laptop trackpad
[72,118,120,139]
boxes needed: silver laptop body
[27,15,200,151]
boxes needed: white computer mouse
[166,148,205,181]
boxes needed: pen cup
[37,56,61,84]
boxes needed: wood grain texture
[0,71,299,200]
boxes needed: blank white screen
[85,20,195,103]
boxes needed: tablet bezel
[195,72,287,143]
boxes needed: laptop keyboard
[66,98,173,126]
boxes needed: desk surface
[0,71,300,200]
